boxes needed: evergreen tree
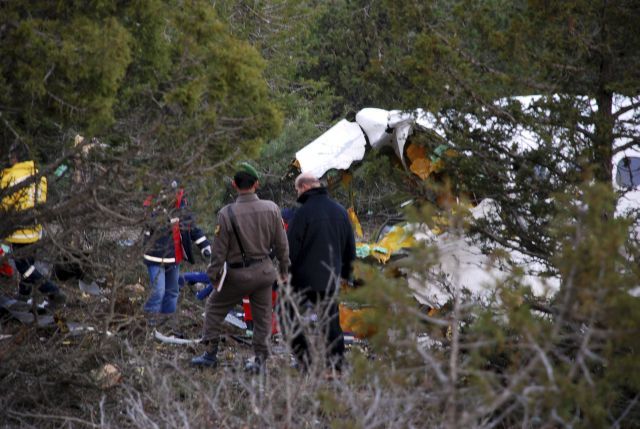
[0,0,283,275]
[0,0,281,168]
[297,0,640,268]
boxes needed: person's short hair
[234,171,258,190]
[295,172,321,191]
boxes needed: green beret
[237,162,260,181]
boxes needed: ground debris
[92,363,122,389]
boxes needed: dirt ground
[0,271,369,427]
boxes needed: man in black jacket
[285,172,356,374]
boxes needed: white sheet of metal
[357,108,420,168]
[295,119,366,177]
[409,232,559,308]
[298,108,449,177]
[393,121,414,168]
[388,109,446,167]
[407,199,560,308]
[356,108,392,149]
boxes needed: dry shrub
[0,278,439,428]
[2,186,639,428]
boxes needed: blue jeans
[145,263,180,314]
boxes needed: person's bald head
[294,172,321,196]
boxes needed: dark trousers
[281,289,345,371]
[202,260,276,358]
[12,244,58,296]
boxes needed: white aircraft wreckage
[404,200,560,309]
[296,96,639,309]
[295,108,445,178]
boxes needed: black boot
[47,290,67,308]
[191,341,218,368]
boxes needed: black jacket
[287,187,356,293]
[143,193,210,265]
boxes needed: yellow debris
[348,207,364,239]
[339,304,377,338]
[341,171,353,187]
[406,143,426,162]
[409,158,434,180]
[406,143,446,180]
[370,224,416,263]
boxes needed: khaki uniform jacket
[207,193,289,280]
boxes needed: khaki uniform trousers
[202,259,277,358]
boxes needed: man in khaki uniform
[192,162,289,372]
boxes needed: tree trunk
[593,0,615,218]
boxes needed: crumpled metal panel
[296,107,445,178]
[356,108,392,149]
[295,119,366,177]
[358,108,418,167]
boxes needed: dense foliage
[1,1,639,427]
[0,0,281,193]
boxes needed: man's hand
[278,273,289,287]
[341,278,354,289]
